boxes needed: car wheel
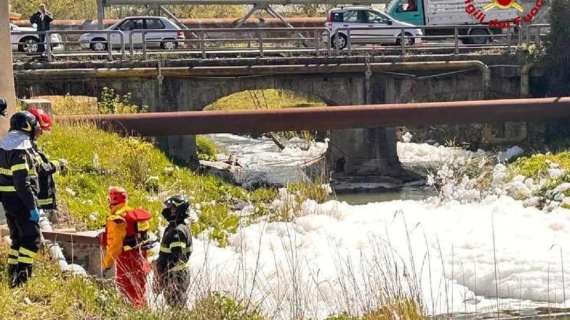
[19,37,39,53]
[468,29,490,45]
[161,39,177,50]
[396,33,415,46]
[331,33,347,50]
[90,38,108,51]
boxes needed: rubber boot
[12,263,33,287]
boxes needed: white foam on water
[187,196,570,319]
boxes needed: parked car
[325,7,423,49]
[10,23,64,54]
[79,16,185,51]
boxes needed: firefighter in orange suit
[100,186,153,308]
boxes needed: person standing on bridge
[27,107,67,221]
[100,186,153,308]
[154,195,193,308]
[0,111,42,287]
[30,4,53,53]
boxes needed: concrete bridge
[14,55,536,176]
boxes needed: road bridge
[15,56,536,176]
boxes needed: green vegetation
[0,245,268,320]
[0,245,132,320]
[509,152,570,179]
[97,87,148,114]
[196,136,218,161]
[205,89,324,111]
[37,122,275,246]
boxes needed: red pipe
[57,97,570,136]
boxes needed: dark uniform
[156,195,193,307]
[0,112,41,287]
[32,143,61,211]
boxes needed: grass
[196,136,218,161]
[509,152,570,179]
[37,122,276,246]
[0,244,269,320]
[205,89,324,111]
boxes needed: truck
[385,0,521,44]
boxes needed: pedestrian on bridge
[30,4,53,53]
[100,186,153,308]
[154,195,193,308]
[0,112,42,287]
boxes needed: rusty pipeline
[57,97,570,136]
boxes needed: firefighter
[27,107,67,219]
[155,195,193,307]
[100,186,152,308]
[0,112,41,287]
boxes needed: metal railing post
[347,29,352,56]
[257,30,264,57]
[314,30,320,56]
[142,31,148,60]
[106,30,112,60]
[327,30,332,56]
[400,28,406,55]
[199,31,206,59]
[45,31,53,62]
[129,31,135,57]
[454,26,459,55]
[119,32,125,60]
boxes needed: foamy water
[173,135,570,318]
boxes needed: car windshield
[386,0,400,13]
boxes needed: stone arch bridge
[14,58,527,177]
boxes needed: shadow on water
[333,186,437,205]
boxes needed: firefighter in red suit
[100,186,152,308]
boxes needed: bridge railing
[11,29,126,62]
[10,24,549,62]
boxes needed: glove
[58,159,68,173]
[29,208,40,223]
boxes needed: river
[183,134,570,319]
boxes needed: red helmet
[108,186,128,208]
[28,106,52,131]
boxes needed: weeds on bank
[37,122,263,245]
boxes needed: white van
[325,6,423,49]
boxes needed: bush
[98,87,148,114]
[196,136,218,161]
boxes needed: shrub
[196,135,218,161]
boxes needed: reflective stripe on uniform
[169,241,187,249]
[19,247,37,258]
[17,256,33,264]
[0,168,11,176]
[11,163,28,172]
[169,263,187,272]
[160,246,171,253]
[7,258,18,265]
[0,186,16,192]
[123,245,133,251]
[9,249,19,256]
[38,198,54,206]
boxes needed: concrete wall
[14,65,525,176]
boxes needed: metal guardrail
[10,24,550,62]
